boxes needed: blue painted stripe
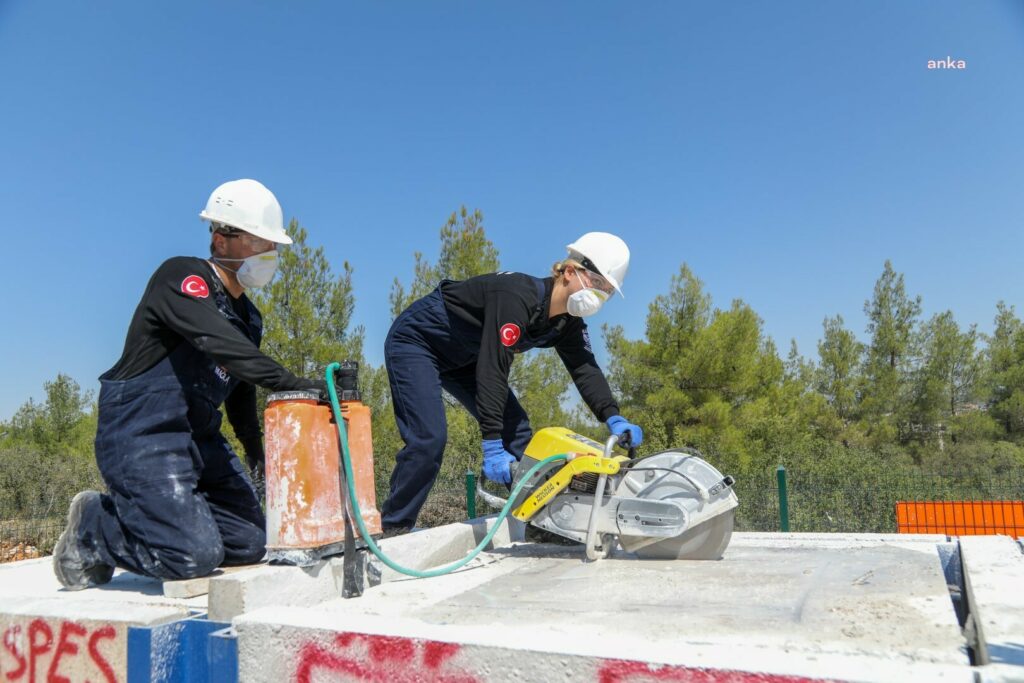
[127,614,237,683]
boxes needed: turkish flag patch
[181,275,210,299]
[499,323,521,347]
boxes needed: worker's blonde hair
[551,258,584,279]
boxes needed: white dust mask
[566,272,609,318]
[214,250,278,288]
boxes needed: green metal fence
[4,465,1024,563]
[742,466,1024,534]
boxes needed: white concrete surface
[978,663,1024,683]
[0,557,207,611]
[5,529,1023,681]
[233,533,974,682]
[960,535,1024,668]
[737,531,950,546]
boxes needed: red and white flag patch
[499,323,521,347]
[181,275,210,299]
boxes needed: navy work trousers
[79,352,266,580]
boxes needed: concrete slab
[0,558,199,683]
[233,533,971,682]
[960,535,1024,668]
[735,531,950,549]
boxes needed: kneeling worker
[54,179,326,589]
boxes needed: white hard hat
[566,232,630,297]
[199,179,292,245]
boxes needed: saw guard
[622,509,735,560]
[614,450,738,560]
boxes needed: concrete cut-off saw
[479,427,738,561]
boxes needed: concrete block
[207,561,342,622]
[960,535,1024,668]
[0,556,211,682]
[0,597,190,683]
[162,564,265,599]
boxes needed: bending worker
[53,179,327,589]
[381,232,644,534]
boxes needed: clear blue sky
[2,1,1022,419]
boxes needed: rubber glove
[481,439,517,486]
[606,415,644,447]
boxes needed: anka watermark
[927,56,966,70]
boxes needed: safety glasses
[581,269,615,296]
[222,230,276,253]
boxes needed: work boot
[52,491,115,590]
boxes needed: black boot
[52,491,115,590]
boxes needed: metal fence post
[465,470,477,520]
[776,465,790,532]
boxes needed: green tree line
[4,209,1023,533]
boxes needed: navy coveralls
[75,257,311,580]
[381,274,620,529]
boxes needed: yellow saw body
[502,428,738,560]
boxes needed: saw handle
[617,431,638,459]
[585,434,623,561]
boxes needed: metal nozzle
[338,360,361,401]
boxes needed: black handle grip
[616,432,638,459]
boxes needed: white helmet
[199,179,292,245]
[566,232,630,297]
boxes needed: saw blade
[620,509,734,560]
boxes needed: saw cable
[325,362,570,579]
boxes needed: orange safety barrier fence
[895,500,1024,538]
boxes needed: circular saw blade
[621,509,735,560]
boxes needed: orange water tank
[263,369,381,564]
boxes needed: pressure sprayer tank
[263,361,382,565]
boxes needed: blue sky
[1,1,1022,419]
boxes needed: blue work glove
[481,439,517,486]
[606,415,644,447]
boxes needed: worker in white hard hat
[380,231,644,535]
[53,179,329,590]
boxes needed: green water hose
[325,362,568,579]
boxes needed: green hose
[325,362,568,579]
